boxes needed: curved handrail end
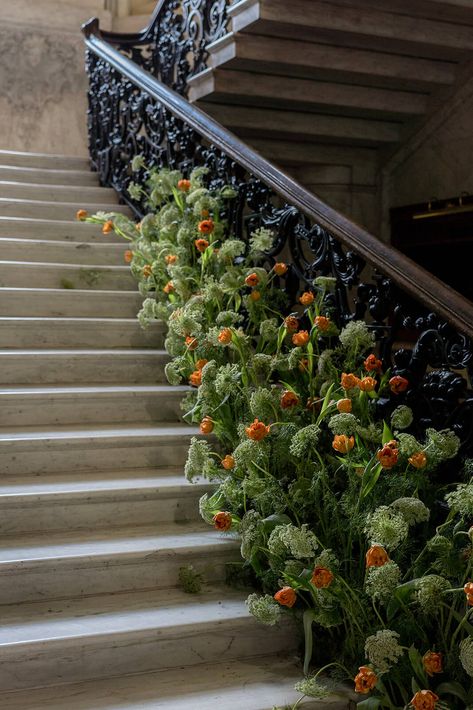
[82,17,101,39]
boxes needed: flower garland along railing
[81,15,473,710]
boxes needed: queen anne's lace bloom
[268,524,318,560]
[364,506,409,550]
[246,593,281,626]
[365,561,401,605]
[460,637,473,676]
[328,413,359,436]
[364,630,403,673]
[445,481,473,517]
[294,676,330,699]
[249,227,274,254]
[391,498,430,526]
[289,425,321,459]
[415,575,450,614]
[338,321,375,354]
[391,405,414,430]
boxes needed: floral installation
[84,164,473,709]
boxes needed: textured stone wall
[0,0,111,156]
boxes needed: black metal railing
[82,12,473,453]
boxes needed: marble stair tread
[0,523,237,565]
[0,165,100,186]
[0,384,189,395]
[0,657,348,710]
[0,198,130,221]
[0,260,137,290]
[0,238,131,265]
[0,421,199,441]
[0,150,91,170]
[0,216,123,241]
[0,287,143,318]
[0,180,118,203]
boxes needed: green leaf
[386,580,418,622]
[360,455,382,499]
[382,420,394,445]
[356,698,381,709]
[408,646,428,687]
[411,676,421,695]
[302,609,315,675]
[261,513,292,533]
[436,681,468,703]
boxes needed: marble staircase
[0,149,349,709]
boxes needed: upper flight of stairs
[0,149,348,709]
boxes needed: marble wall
[0,0,111,156]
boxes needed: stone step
[0,217,124,242]
[0,150,91,170]
[0,348,169,384]
[0,260,136,290]
[0,198,130,221]
[0,181,118,204]
[0,422,199,475]
[0,588,293,692]
[0,384,187,427]
[0,237,130,265]
[0,470,212,534]
[1,656,344,710]
[113,12,153,32]
[0,317,165,348]
[0,525,238,604]
[0,165,100,186]
[0,288,143,318]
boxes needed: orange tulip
[246,419,270,441]
[213,511,232,531]
[311,566,334,589]
[409,451,427,469]
[200,416,214,434]
[299,291,314,307]
[185,336,198,351]
[364,354,382,372]
[195,359,208,371]
[410,690,439,710]
[274,586,297,608]
[389,375,409,394]
[165,254,177,265]
[198,219,214,234]
[354,666,377,694]
[464,582,473,605]
[163,280,174,293]
[177,178,191,191]
[280,390,299,409]
[250,290,261,302]
[365,545,389,568]
[359,377,377,392]
[341,373,360,390]
[337,398,352,413]
[314,316,330,332]
[221,455,235,470]
[142,265,153,278]
[102,219,113,234]
[284,316,299,332]
[298,358,309,373]
[218,328,233,345]
[245,272,260,287]
[76,209,88,221]
[423,651,443,676]
[292,330,309,347]
[195,238,209,253]
[124,250,133,263]
[189,370,202,387]
[332,435,355,454]
[273,262,288,276]
[377,444,399,469]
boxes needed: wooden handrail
[83,21,473,339]
[84,2,165,45]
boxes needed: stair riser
[0,240,129,266]
[0,290,142,318]
[0,437,193,475]
[0,183,118,204]
[0,392,184,427]
[0,264,136,291]
[0,488,209,535]
[0,167,100,186]
[0,352,169,384]
[0,152,90,170]
[0,218,123,242]
[0,321,165,348]
[0,545,236,605]
[0,200,129,221]
[0,618,292,692]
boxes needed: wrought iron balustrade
[82,12,473,453]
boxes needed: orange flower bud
[359,376,377,392]
[311,566,334,589]
[273,262,288,276]
[124,250,133,263]
[274,586,297,608]
[314,316,330,332]
[217,328,233,345]
[341,373,360,390]
[165,254,177,265]
[364,354,382,372]
[198,219,214,234]
[365,545,389,568]
[195,359,208,370]
[102,219,113,234]
[213,511,232,531]
[292,330,310,347]
[135,222,141,231]
[298,358,309,373]
[195,238,209,253]
[142,265,153,278]
[163,280,174,293]
[306,397,322,412]
[200,416,214,434]
[280,390,299,409]
[185,336,198,351]
[76,209,88,221]
[337,398,352,413]
[177,178,191,191]
[250,290,261,302]
[245,272,260,287]
[189,370,202,387]
[221,455,235,470]
[332,434,355,454]
[284,316,299,332]
[410,690,439,710]
[423,651,443,676]
[299,291,314,307]
[354,666,377,694]
[201,209,210,219]
[245,418,270,441]
[409,451,427,469]
[464,582,473,605]
[377,444,399,468]
[389,375,409,394]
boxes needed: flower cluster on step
[86,165,473,710]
